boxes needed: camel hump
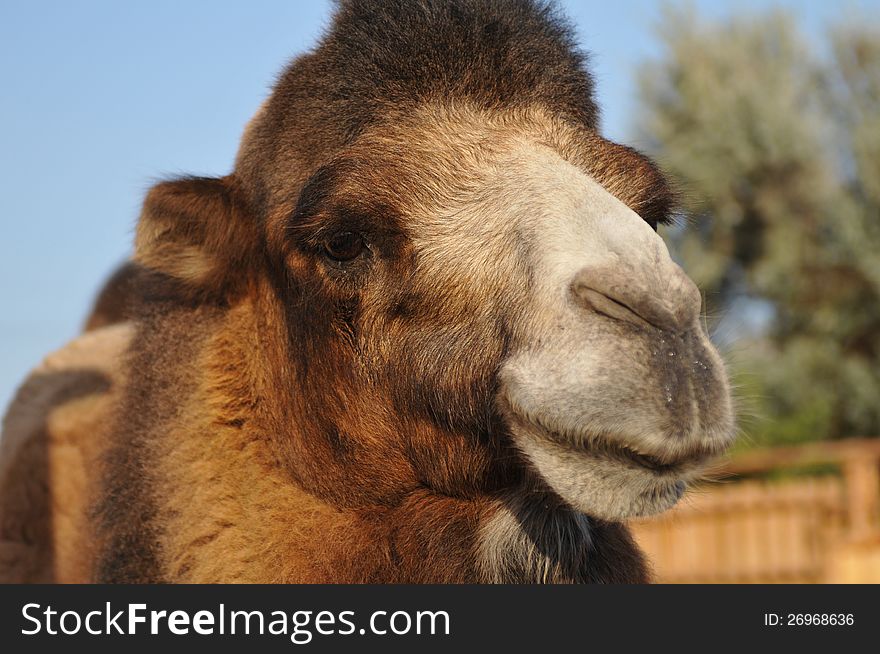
[0,322,132,582]
[83,262,142,332]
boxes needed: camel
[0,0,734,583]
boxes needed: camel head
[132,0,734,522]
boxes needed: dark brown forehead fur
[236,0,599,211]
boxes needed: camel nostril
[573,285,655,330]
[570,264,702,333]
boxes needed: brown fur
[0,0,699,583]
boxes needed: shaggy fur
[0,0,734,584]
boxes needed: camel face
[267,105,734,519]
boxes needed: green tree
[635,7,880,446]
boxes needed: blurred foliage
[636,6,880,446]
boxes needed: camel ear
[134,176,257,297]
[584,136,678,227]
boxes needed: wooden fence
[631,439,880,583]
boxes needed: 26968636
[764,613,855,626]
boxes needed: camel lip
[500,399,716,475]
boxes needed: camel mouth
[500,399,718,476]
[545,427,718,475]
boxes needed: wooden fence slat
[631,439,880,583]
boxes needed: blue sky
[0,0,876,412]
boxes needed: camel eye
[323,231,365,262]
